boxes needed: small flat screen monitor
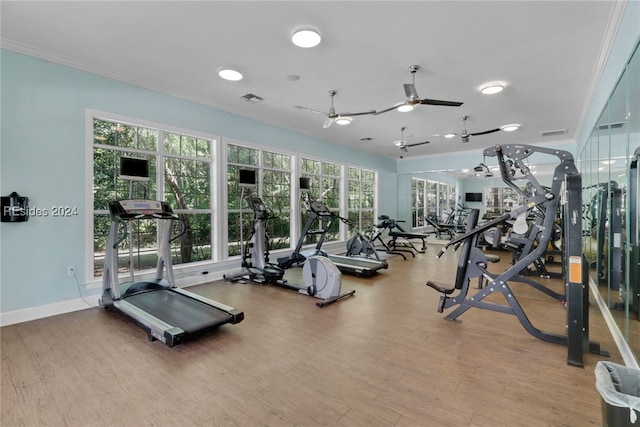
[299,177,311,191]
[239,169,256,187]
[465,192,483,202]
[120,157,150,182]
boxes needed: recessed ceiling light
[444,133,456,138]
[335,116,352,125]
[397,104,414,112]
[218,67,243,81]
[480,82,505,95]
[501,124,520,132]
[291,28,321,48]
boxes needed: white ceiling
[1,1,621,160]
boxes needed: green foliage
[93,118,214,276]
[227,145,294,257]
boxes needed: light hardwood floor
[1,246,623,426]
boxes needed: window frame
[86,109,217,281]
[225,140,295,258]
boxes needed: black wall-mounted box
[1,192,29,222]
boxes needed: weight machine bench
[426,144,608,367]
[424,216,457,240]
[376,215,427,254]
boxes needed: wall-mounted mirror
[396,162,562,243]
[580,40,639,362]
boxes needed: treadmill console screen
[119,199,163,214]
[109,199,174,220]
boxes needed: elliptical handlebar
[169,217,190,243]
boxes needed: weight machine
[426,144,607,367]
[374,215,427,254]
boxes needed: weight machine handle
[437,213,511,258]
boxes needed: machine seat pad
[426,280,456,295]
[389,231,426,239]
[486,254,501,263]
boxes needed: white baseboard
[0,296,101,327]
[0,270,228,327]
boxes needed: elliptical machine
[225,171,355,307]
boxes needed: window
[411,178,426,228]
[92,117,214,278]
[348,167,376,231]
[485,186,526,218]
[301,158,341,243]
[227,143,293,257]
[424,180,456,224]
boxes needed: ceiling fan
[375,65,463,115]
[473,163,494,177]
[454,115,501,143]
[394,127,430,152]
[295,90,376,128]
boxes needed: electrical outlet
[67,266,75,276]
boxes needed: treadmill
[100,199,243,346]
[278,200,388,277]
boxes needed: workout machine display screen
[119,199,163,214]
[239,169,257,186]
[465,192,483,202]
[120,157,150,181]
[300,177,311,191]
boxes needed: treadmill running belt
[125,290,233,334]
[327,255,382,269]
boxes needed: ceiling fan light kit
[396,104,414,112]
[291,27,322,48]
[453,115,503,143]
[501,124,520,132]
[393,127,430,153]
[335,117,352,125]
[295,90,376,128]
[473,163,493,177]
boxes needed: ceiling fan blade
[419,98,464,107]
[295,105,327,115]
[401,146,408,152]
[403,83,419,100]
[322,117,333,128]
[338,109,377,117]
[469,128,501,136]
[406,140,430,147]
[374,102,407,115]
